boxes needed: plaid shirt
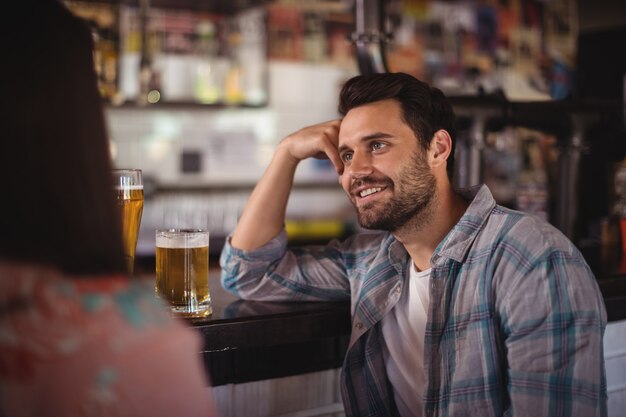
[220,185,607,417]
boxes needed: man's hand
[277,119,344,175]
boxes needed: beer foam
[156,232,209,249]
[115,185,144,190]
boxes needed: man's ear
[429,129,452,168]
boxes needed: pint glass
[155,229,212,317]
[113,169,144,276]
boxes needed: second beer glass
[113,169,144,276]
[155,229,212,317]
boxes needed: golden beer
[155,229,212,317]
[113,169,144,276]
[115,187,144,275]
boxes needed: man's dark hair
[338,72,456,180]
[0,0,127,276]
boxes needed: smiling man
[220,73,607,417]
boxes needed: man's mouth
[352,184,389,203]
[359,187,383,198]
[350,178,392,203]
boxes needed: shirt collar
[431,184,496,266]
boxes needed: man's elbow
[220,268,244,297]
[220,268,267,299]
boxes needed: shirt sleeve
[499,246,607,417]
[220,229,351,301]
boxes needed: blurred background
[62,0,626,269]
[54,0,626,415]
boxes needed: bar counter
[189,272,350,385]
[180,252,625,387]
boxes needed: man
[220,73,607,416]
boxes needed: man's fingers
[322,120,343,174]
[321,142,344,175]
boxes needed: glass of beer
[155,229,212,317]
[113,169,144,276]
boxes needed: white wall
[106,61,357,187]
[605,319,626,416]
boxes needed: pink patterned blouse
[0,262,217,417]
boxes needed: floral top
[0,262,216,417]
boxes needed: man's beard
[351,151,437,232]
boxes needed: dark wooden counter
[187,273,350,385]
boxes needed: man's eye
[342,153,353,162]
[372,142,386,151]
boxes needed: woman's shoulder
[1,262,172,326]
[0,262,212,416]
[0,262,195,365]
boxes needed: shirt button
[355,322,363,330]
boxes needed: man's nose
[347,152,373,179]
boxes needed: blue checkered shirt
[220,185,607,416]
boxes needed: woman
[0,1,217,416]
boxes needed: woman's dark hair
[338,72,456,180]
[0,0,126,275]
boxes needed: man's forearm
[230,145,299,250]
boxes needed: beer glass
[113,169,144,276]
[155,229,212,317]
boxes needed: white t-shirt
[381,264,431,417]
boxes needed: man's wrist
[274,141,301,169]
